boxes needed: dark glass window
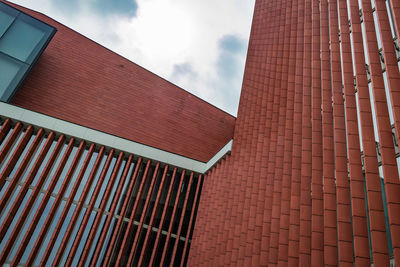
[0,2,56,102]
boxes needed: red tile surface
[189,0,400,265]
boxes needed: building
[189,0,400,266]
[0,0,400,266]
[0,1,235,266]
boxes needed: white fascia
[0,102,231,174]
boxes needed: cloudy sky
[9,0,255,116]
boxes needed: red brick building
[0,0,400,266]
[189,0,400,266]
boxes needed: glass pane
[0,9,15,37]
[0,53,25,99]
[0,18,45,62]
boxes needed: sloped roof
[5,0,236,162]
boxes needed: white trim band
[0,102,231,173]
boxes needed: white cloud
[9,0,255,115]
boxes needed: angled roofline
[0,102,232,173]
[5,0,237,119]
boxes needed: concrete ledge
[0,102,231,173]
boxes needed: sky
[9,0,255,116]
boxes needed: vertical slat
[388,0,400,40]
[170,172,194,265]
[311,0,324,264]
[0,131,54,244]
[216,157,232,265]
[0,122,22,164]
[267,0,293,264]
[260,1,287,263]
[180,175,202,267]
[39,143,96,265]
[0,125,33,189]
[102,157,143,266]
[114,159,151,266]
[349,0,391,265]
[320,0,337,265]
[215,0,278,264]
[0,128,44,213]
[198,164,220,265]
[52,147,111,266]
[204,155,222,263]
[126,162,160,266]
[299,0,313,265]
[286,0,305,265]
[11,137,75,265]
[88,154,133,266]
[66,150,122,265]
[137,165,168,266]
[160,170,186,265]
[375,0,400,149]
[276,0,298,264]
[0,118,11,144]
[221,1,277,264]
[361,1,400,265]
[338,0,371,265]
[0,133,64,265]
[329,0,354,265]
[25,140,85,266]
[148,167,177,266]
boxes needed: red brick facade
[188,0,400,266]
[2,0,400,265]
[7,2,235,163]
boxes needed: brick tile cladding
[188,0,400,266]
[7,2,235,162]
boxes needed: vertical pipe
[52,147,112,267]
[39,143,96,266]
[11,137,75,265]
[114,160,151,266]
[88,154,133,266]
[126,162,160,266]
[148,167,177,266]
[102,157,143,266]
[137,165,168,266]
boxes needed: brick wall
[7,1,235,162]
[189,0,400,266]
